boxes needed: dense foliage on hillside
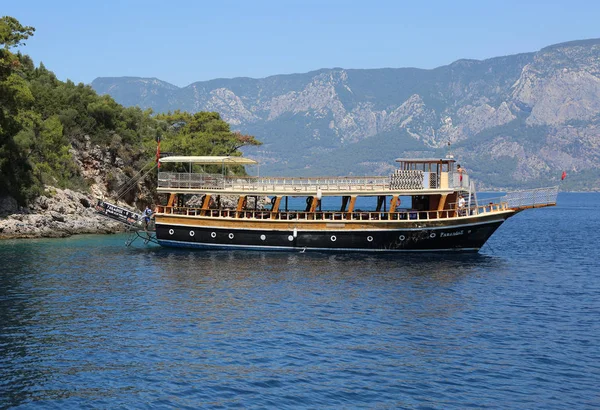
[0,16,260,205]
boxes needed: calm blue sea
[1,192,599,409]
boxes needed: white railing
[157,171,447,192]
[450,172,470,190]
[501,186,559,209]
[158,172,225,189]
[158,172,393,192]
[248,176,391,192]
[156,205,468,221]
[459,186,559,215]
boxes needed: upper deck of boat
[156,156,471,196]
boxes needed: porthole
[211,232,216,238]
[189,230,195,237]
[367,236,373,242]
[330,235,337,242]
[228,233,234,239]
[288,235,294,241]
[260,234,266,241]
[399,235,405,241]
[430,233,436,238]
[168,229,174,235]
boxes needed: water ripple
[1,193,599,408]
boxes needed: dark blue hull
[155,219,506,252]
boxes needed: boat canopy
[159,156,258,165]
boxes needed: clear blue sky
[4,0,599,87]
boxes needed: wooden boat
[152,156,558,252]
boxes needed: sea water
[1,193,599,408]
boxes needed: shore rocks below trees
[0,188,124,240]
[0,189,272,241]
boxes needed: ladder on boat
[95,200,158,246]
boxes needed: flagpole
[156,135,161,169]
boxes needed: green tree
[0,17,38,202]
[156,110,261,157]
[0,16,34,49]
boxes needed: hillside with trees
[0,16,260,210]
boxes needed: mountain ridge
[92,38,600,190]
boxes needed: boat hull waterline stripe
[157,239,481,253]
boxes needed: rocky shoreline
[0,189,270,240]
[0,188,125,240]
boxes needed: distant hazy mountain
[92,39,600,189]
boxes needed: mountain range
[92,39,600,190]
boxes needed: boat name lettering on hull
[440,230,464,238]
